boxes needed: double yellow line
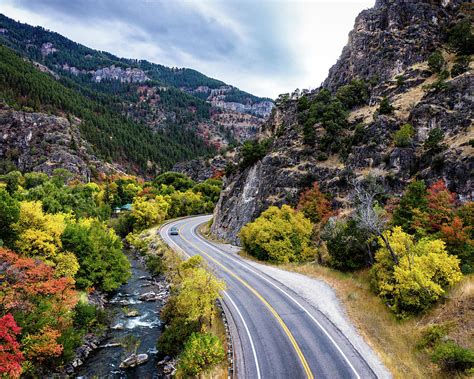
[177,224,314,379]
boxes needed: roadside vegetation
[239,176,473,377]
[128,229,227,378]
[0,169,223,377]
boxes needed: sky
[1,0,374,99]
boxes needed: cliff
[0,105,124,180]
[211,0,473,243]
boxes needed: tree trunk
[379,233,399,265]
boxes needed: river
[75,254,166,379]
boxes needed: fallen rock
[125,310,140,317]
[112,323,125,330]
[119,353,148,369]
[139,292,159,301]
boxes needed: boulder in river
[125,309,140,317]
[119,353,148,369]
[139,292,160,301]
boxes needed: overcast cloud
[1,0,374,98]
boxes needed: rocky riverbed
[74,253,170,378]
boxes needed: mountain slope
[211,0,473,243]
[0,14,273,177]
[0,45,215,174]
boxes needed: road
[160,215,379,379]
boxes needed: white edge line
[160,221,262,379]
[189,216,362,379]
[225,292,262,379]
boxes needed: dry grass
[272,262,474,379]
[419,279,474,351]
[348,104,377,124]
[314,154,345,169]
[392,79,433,120]
[446,123,474,157]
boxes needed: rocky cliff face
[172,155,230,182]
[0,105,123,180]
[323,0,463,91]
[211,0,473,244]
[61,63,150,83]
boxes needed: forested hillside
[0,14,273,177]
[0,45,214,174]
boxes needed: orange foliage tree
[0,248,77,372]
[426,179,456,232]
[297,182,333,225]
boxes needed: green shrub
[297,95,310,112]
[317,152,328,161]
[0,188,20,246]
[322,219,373,271]
[74,302,98,330]
[58,327,83,363]
[392,180,428,234]
[451,55,471,77]
[178,332,226,376]
[428,50,445,73]
[110,212,135,237]
[352,123,365,145]
[73,301,107,333]
[303,121,316,146]
[146,253,165,275]
[158,318,200,356]
[395,75,405,87]
[393,123,415,147]
[299,88,348,151]
[61,219,131,292]
[447,19,474,55]
[378,97,393,115]
[417,324,450,349]
[335,79,370,109]
[153,172,196,191]
[192,178,222,204]
[240,139,271,169]
[224,162,237,176]
[239,205,316,263]
[432,341,474,372]
[424,128,446,153]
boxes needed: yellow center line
[177,224,314,379]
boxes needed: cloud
[1,0,374,98]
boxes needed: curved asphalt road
[160,215,378,379]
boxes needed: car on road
[169,226,179,235]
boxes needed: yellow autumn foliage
[175,266,226,326]
[371,227,462,316]
[239,205,316,263]
[13,200,78,278]
[131,195,169,231]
